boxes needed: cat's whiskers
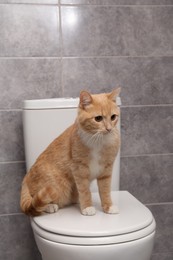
[87,132,101,147]
[78,128,105,148]
[93,132,101,142]
[78,126,118,149]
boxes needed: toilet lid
[32,191,155,245]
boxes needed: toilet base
[34,231,155,260]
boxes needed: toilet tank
[23,97,121,192]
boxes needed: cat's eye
[95,116,103,122]
[111,114,117,121]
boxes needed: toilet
[23,97,156,260]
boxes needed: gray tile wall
[0,1,172,259]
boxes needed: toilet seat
[31,191,156,246]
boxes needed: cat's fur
[20,89,120,216]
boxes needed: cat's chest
[89,148,103,180]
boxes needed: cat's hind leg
[32,186,59,214]
[44,204,59,213]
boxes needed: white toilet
[23,97,156,260]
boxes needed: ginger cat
[20,88,120,216]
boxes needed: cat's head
[77,88,120,136]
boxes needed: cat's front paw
[105,205,119,214]
[45,204,59,214]
[82,206,96,216]
[108,205,119,214]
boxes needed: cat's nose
[106,127,112,132]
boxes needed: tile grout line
[121,153,173,158]
[58,3,65,96]
[0,3,59,6]
[145,201,173,206]
[1,153,173,165]
[0,161,25,164]
[60,4,173,7]
[0,103,173,112]
[0,55,173,59]
[121,104,173,108]
[0,109,22,111]
[0,3,172,6]
[0,212,24,217]
[62,55,173,59]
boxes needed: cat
[20,88,121,216]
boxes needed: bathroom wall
[0,0,172,259]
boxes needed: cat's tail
[20,180,41,216]
[20,180,59,216]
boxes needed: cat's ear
[79,91,93,108]
[108,87,121,102]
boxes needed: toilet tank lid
[23,97,121,110]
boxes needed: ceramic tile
[120,155,173,204]
[0,162,26,214]
[0,111,24,162]
[0,5,60,57]
[151,253,173,260]
[61,0,173,4]
[148,204,173,255]
[0,58,62,109]
[62,56,173,105]
[121,106,173,156]
[0,214,41,260]
[61,6,173,56]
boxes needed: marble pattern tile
[62,57,173,105]
[148,204,173,255]
[0,214,41,260]
[61,5,173,56]
[0,162,26,214]
[0,4,60,57]
[121,106,173,156]
[120,154,173,204]
[0,111,24,162]
[0,58,62,109]
[61,0,173,5]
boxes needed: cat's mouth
[101,129,113,135]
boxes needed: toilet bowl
[31,191,155,260]
[23,97,156,260]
